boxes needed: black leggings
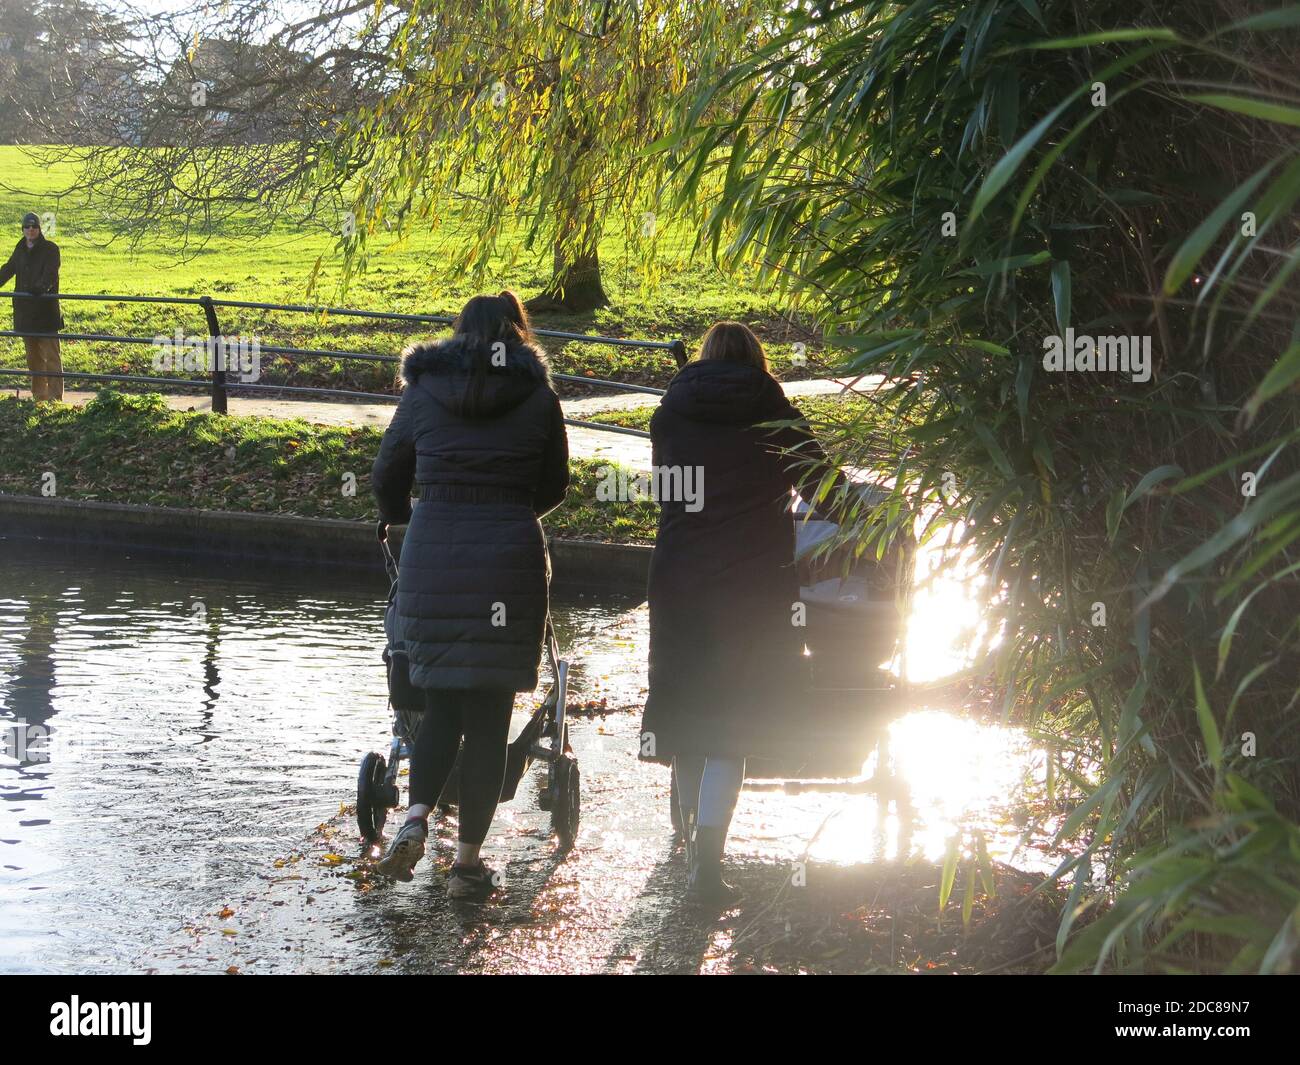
[408,688,514,846]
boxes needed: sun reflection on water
[735,516,1048,872]
[739,710,1044,870]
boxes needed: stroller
[355,522,581,849]
[668,484,911,823]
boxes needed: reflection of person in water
[3,600,58,769]
[196,606,222,741]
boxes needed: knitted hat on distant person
[21,212,40,229]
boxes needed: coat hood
[401,334,552,418]
[661,359,792,426]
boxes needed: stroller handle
[377,520,400,582]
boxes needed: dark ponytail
[452,290,534,352]
[451,291,540,408]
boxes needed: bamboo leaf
[1216,7,1300,34]
[972,421,1015,478]
[1217,560,1300,677]
[1145,471,1300,606]
[1055,858,1094,960]
[939,835,959,913]
[1124,464,1185,511]
[1105,485,1126,542]
[1163,162,1275,294]
[1056,777,1119,843]
[1051,259,1071,334]
[1187,93,1300,127]
[1019,28,1183,50]
[968,91,1084,223]
[1243,343,1300,424]
[975,830,997,897]
[959,249,1051,277]
[1259,904,1300,975]
[973,43,1169,227]
[1193,661,1223,773]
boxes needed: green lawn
[0,391,658,543]
[0,146,861,543]
[586,393,879,432]
[0,146,832,396]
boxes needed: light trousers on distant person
[674,755,746,833]
[24,337,62,401]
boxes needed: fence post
[669,340,687,368]
[198,295,227,414]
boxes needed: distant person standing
[0,212,64,401]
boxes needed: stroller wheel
[357,752,390,844]
[550,754,581,848]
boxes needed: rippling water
[0,539,627,972]
[1,537,1050,975]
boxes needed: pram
[355,522,581,849]
[668,485,912,823]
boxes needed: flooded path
[1,539,1067,975]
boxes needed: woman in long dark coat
[371,292,569,898]
[641,322,843,904]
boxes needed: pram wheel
[549,754,580,848]
[357,751,391,844]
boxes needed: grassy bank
[586,393,877,432]
[0,146,829,397]
[0,391,657,543]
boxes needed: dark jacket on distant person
[371,334,569,692]
[641,359,839,762]
[0,234,63,334]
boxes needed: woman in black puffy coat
[371,291,569,898]
[641,322,844,905]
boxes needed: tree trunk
[526,193,610,314]
[526,243,610,314]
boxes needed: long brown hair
[696,321,769,372]
[453,290,535,350]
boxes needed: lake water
[1,537,1053,974]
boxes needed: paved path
[17,376,875,472]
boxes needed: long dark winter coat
[0,234,63,333]
[640,359,837,763]
[371,335,569,692]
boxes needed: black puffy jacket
[641,360,838,761]
[0,235,63,333]
[372,334,569,691]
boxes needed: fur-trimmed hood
[401,334,552,418]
